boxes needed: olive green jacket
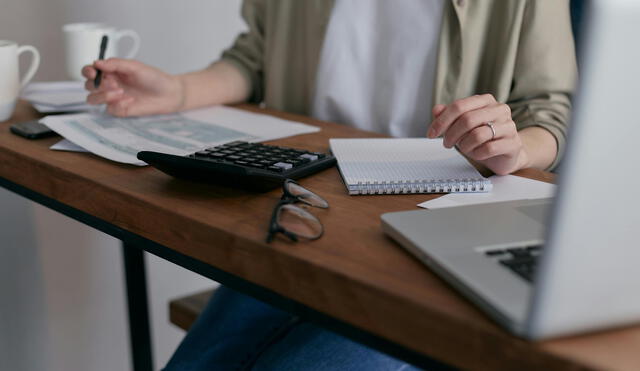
[220,0,577,169]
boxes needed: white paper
[22,81,88,105]
[41,106,320,166]
[182,106,319,141]
[32,102,93,113]
[23,81,84,91]
[22,81,92,113]
[27,90,88,106]
[418,174,556,209]
[50,139,89,153]
[22,81,85,95]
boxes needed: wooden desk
[1,101,639,371]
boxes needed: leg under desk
[122,243,154,371]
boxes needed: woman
[83,0,576,369]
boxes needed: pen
[94,35,109,89]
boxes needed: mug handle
[17,45,41,89]
[114,29,141,59]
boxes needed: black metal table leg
[122,243,154,371]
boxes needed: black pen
[94,35,109,88]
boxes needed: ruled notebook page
[329,138,490,194]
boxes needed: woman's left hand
[427,94,530,175]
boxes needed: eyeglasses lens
[285,182,329,208]
[277,204,323,239]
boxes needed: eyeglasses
[266,179,328,243]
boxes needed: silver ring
[485,121,496,140]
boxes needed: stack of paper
[41,105,321,166]
[22,81,91,113]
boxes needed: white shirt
[312,0,445,138]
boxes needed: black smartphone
[10,120,57,139]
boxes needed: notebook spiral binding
[348,178,492,195]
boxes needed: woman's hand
[82,58,184,117]
[428,94,531,175]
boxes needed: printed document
[41,106,320,166]
[50,139,88,153]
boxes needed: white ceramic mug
[63,22,140,81]
[0,40,40,122]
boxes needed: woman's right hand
[82,58,184,117]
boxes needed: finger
[425,105,448,137]
[442,103,511,148]
[84,79,96,92]
[85,74,121,92]
[86,89,124,105]
[428,94,496,138]
[456,120,516,154]
[432,104,446,118]
[101,75,121,90]
[94,58,141,75]
[456,125,493,155]
[82,65,97,80]
[107,96,135,117]
[470,138,522,161]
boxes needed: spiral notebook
[329,138,492,195]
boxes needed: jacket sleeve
[508,0,578,171]
[219,0,266,103]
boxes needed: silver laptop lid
[527,0,640,339]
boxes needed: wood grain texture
[1,101,638,370]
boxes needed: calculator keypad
[188,141,326,173]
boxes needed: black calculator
[137,141,336,191]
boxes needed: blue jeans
[165,286,420,370]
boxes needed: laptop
[381,0,640,340]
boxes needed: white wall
[0,1,244,370]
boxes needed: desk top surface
[1,102,638,371]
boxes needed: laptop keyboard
[484,245,542,282]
